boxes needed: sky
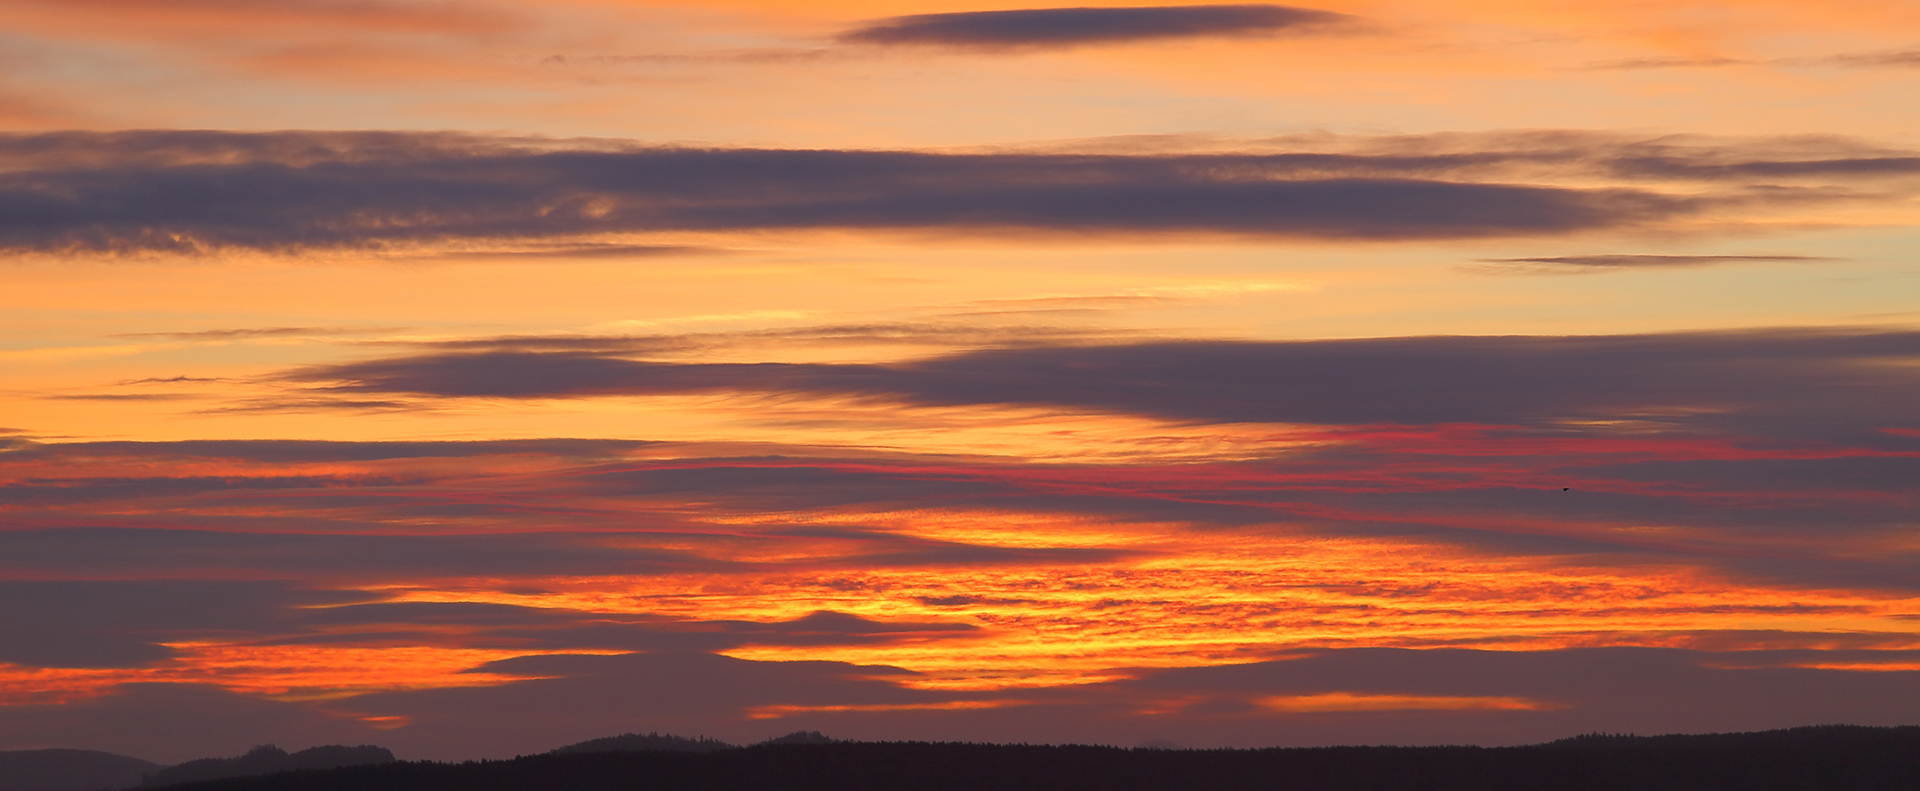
[1,0,1918,764]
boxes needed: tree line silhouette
[134,725,1920,791]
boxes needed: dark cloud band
[0,130,1738,253]
[293,328,1920,442]
[840,5,1350,49]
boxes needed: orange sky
[1,0,1917,764]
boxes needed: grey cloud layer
[840,5,1350,48]
[0,580,362,668]
[14,129,1897,253]
[296,328,1920,441]
[0,528,728,585]
[0,564,975,671]
[5,436,1912,592]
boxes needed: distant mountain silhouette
[142,745,393,788]
[549,733,734,755]
[0,749,160,791]
[106,725,1920,791]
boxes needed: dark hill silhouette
[549,733,734,755]
[142,745,393,788]
[112,725,1920,791]
[0,749,160,791]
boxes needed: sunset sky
[2,0,1918,764]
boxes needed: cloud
[38,392,198,401]
[0,475,421,507]
[1471,254,1829,273]
[1,129,1821,255]
[407,243,716,261]
[0,528,725,582]
[118,375,228,384]
[1583,56,1751,70]
[4,433,1913,595]
[1108,647,1920,744]
[6,129,1915,256]
[13,647,1916,760]
[839,5,1351,49]
[293,328,1920,442]
[542,50,838,68]
[336,652,944,758]
[0,437,654,463]
[0,580,362,668]
[1814,49,1920,68]
[0,561,981,671]
[275,604,980,656]
[394,322,1124,357]
[109,326,404,340]
[1584,50,1920,72]
[296,647,1920,758]
[1601,148,1920,180]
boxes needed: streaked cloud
[1583,56,1751,70]
[0,436,656,463]
[840,5,1352,50]
[108,326,405,340]
[290,327,1920,442]
[15,130,1920,255]
[1471,254,1830,273]
[1817,49,1920,68]
[1258,692,1560,712]
[1583,50,1920,72]
[0,150,1678,253]
[3,417,1916,758]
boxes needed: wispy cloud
[394,322,1130,356]
[110,326,405,340]
[1585,49,1920,71]
[541,50,838,67]
[1583,56,1751,70]
[39,392,198,401]
[1470,254,1831,274]
[117,375,230,385]
[1814,49,1920,68]
[405,242,718,261]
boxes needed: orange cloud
[0,643,612,706]
[1258,692,1562,712]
